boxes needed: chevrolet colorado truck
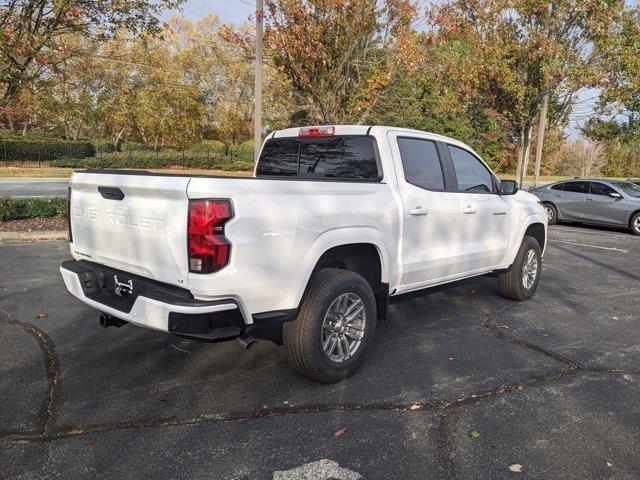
[60,125,547,383]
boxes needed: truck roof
[270,125,473,153]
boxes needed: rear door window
[562,182,588,193]
[256,136,380,180]
[397,138,444,190]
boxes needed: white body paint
[61,126,547,331]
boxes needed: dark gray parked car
[532,179,640,235]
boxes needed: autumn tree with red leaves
[0,0,183,109]
[263,0,417,125]
[430,0,621,184]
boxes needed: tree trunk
[533,89,549,188]
[113,127,126,152]
[516,126,533,188]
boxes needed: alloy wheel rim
[321,292,366,363]
[634,216,640,232]
[522,249,538,290]
[545,206,554,221]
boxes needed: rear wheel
[283,268,377,383]
[630,212,640,236]
[497,236,542,301]
[543,203,558,225]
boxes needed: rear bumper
[60,260,244,341]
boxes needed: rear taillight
[66,187,73,242]
[298,126,335,138]
[188,199,233,273]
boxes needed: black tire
[630,212,640,236]
[283,268,377,383]
[497,236,542,301]
[543,203,558,225]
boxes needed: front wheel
[497,236,542,301]
[283,268,377,383]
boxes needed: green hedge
[0,138,95,161]
[92,140,116,153]
[0,197,66,222]
[52,151,254,171]
[191,140,227,153]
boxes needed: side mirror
[608,192,622,199]
[500,180,519,195]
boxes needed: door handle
[554,194,563,197]
[462,205,477,214]
[409,206,428,216]
[586,197,594,201]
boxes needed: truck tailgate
[69,172,191,288]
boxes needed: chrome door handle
[586,197,594,201]
[409,206,428,216]
[462,205,477,214]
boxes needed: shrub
[92,140,116,153]
[0,138,95,161]
[0,197,66,222]
[53,149,254,171]
[232,140,254,158]
[191,140,227,153]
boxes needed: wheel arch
[524,222,546,254]
[295,230,392,320]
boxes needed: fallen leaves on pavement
[508,464,523,472]
[333,427,347,437]
[36,313,47,319]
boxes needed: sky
[164,0,255,25]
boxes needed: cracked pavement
[1,224,639,479]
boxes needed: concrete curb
[0,230,67,244]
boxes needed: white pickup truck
[60,125,547,382]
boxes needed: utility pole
[533,86,549,188]
[254,0,264,163]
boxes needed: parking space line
[547,239,629,253]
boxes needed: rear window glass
[256,136,380,180]
[255,139,299,176]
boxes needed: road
[1,225,639,479]
[0,178,68,198]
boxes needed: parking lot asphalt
[1,224,639,479]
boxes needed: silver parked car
[532,178,640,235]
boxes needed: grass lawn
[0,166,253,178]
